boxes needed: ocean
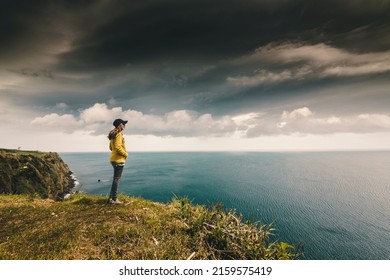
[60,151,390,260]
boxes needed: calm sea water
[60,151,390,260]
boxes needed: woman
[107,118,128,204]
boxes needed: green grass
[0,148,44,157]
[0,194,301,260]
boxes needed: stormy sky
[1,0,390,151]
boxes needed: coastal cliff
[0,148,298,260]
[0,149,75,199]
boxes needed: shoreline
[62,171,81,200]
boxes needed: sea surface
[60,151,390,260]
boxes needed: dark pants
[109,162,125,201]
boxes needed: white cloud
[30,103,239,137]
[246,107,390,137]
[357,113,390,129]
[31,113,76,126]
[29,104,390,140]
[31,113,83,133]
[325,116,341,124]
[228,43,390,86]
[257,43,348,64]
[227,70,293,86]
[282,107,313,119]
[55,102,69,110]
[0,103,384,152]
[79,103,122,124]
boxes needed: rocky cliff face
[0,149,75,199]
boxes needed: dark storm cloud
[2,0,389,66]
[9,68,54,79]
[1,0,390,117]
[0,0,75,62]
[56,0,390,71]
[58,1,390,116]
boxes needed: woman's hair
[107,124,124,140]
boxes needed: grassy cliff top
[0,148,46,156]
[0,194,298,260]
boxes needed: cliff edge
[0,148,75,199]
[0,194,298,260]
[0,148,299,260]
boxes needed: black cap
[113,119,128,127]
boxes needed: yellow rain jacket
[109,133,128,163]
